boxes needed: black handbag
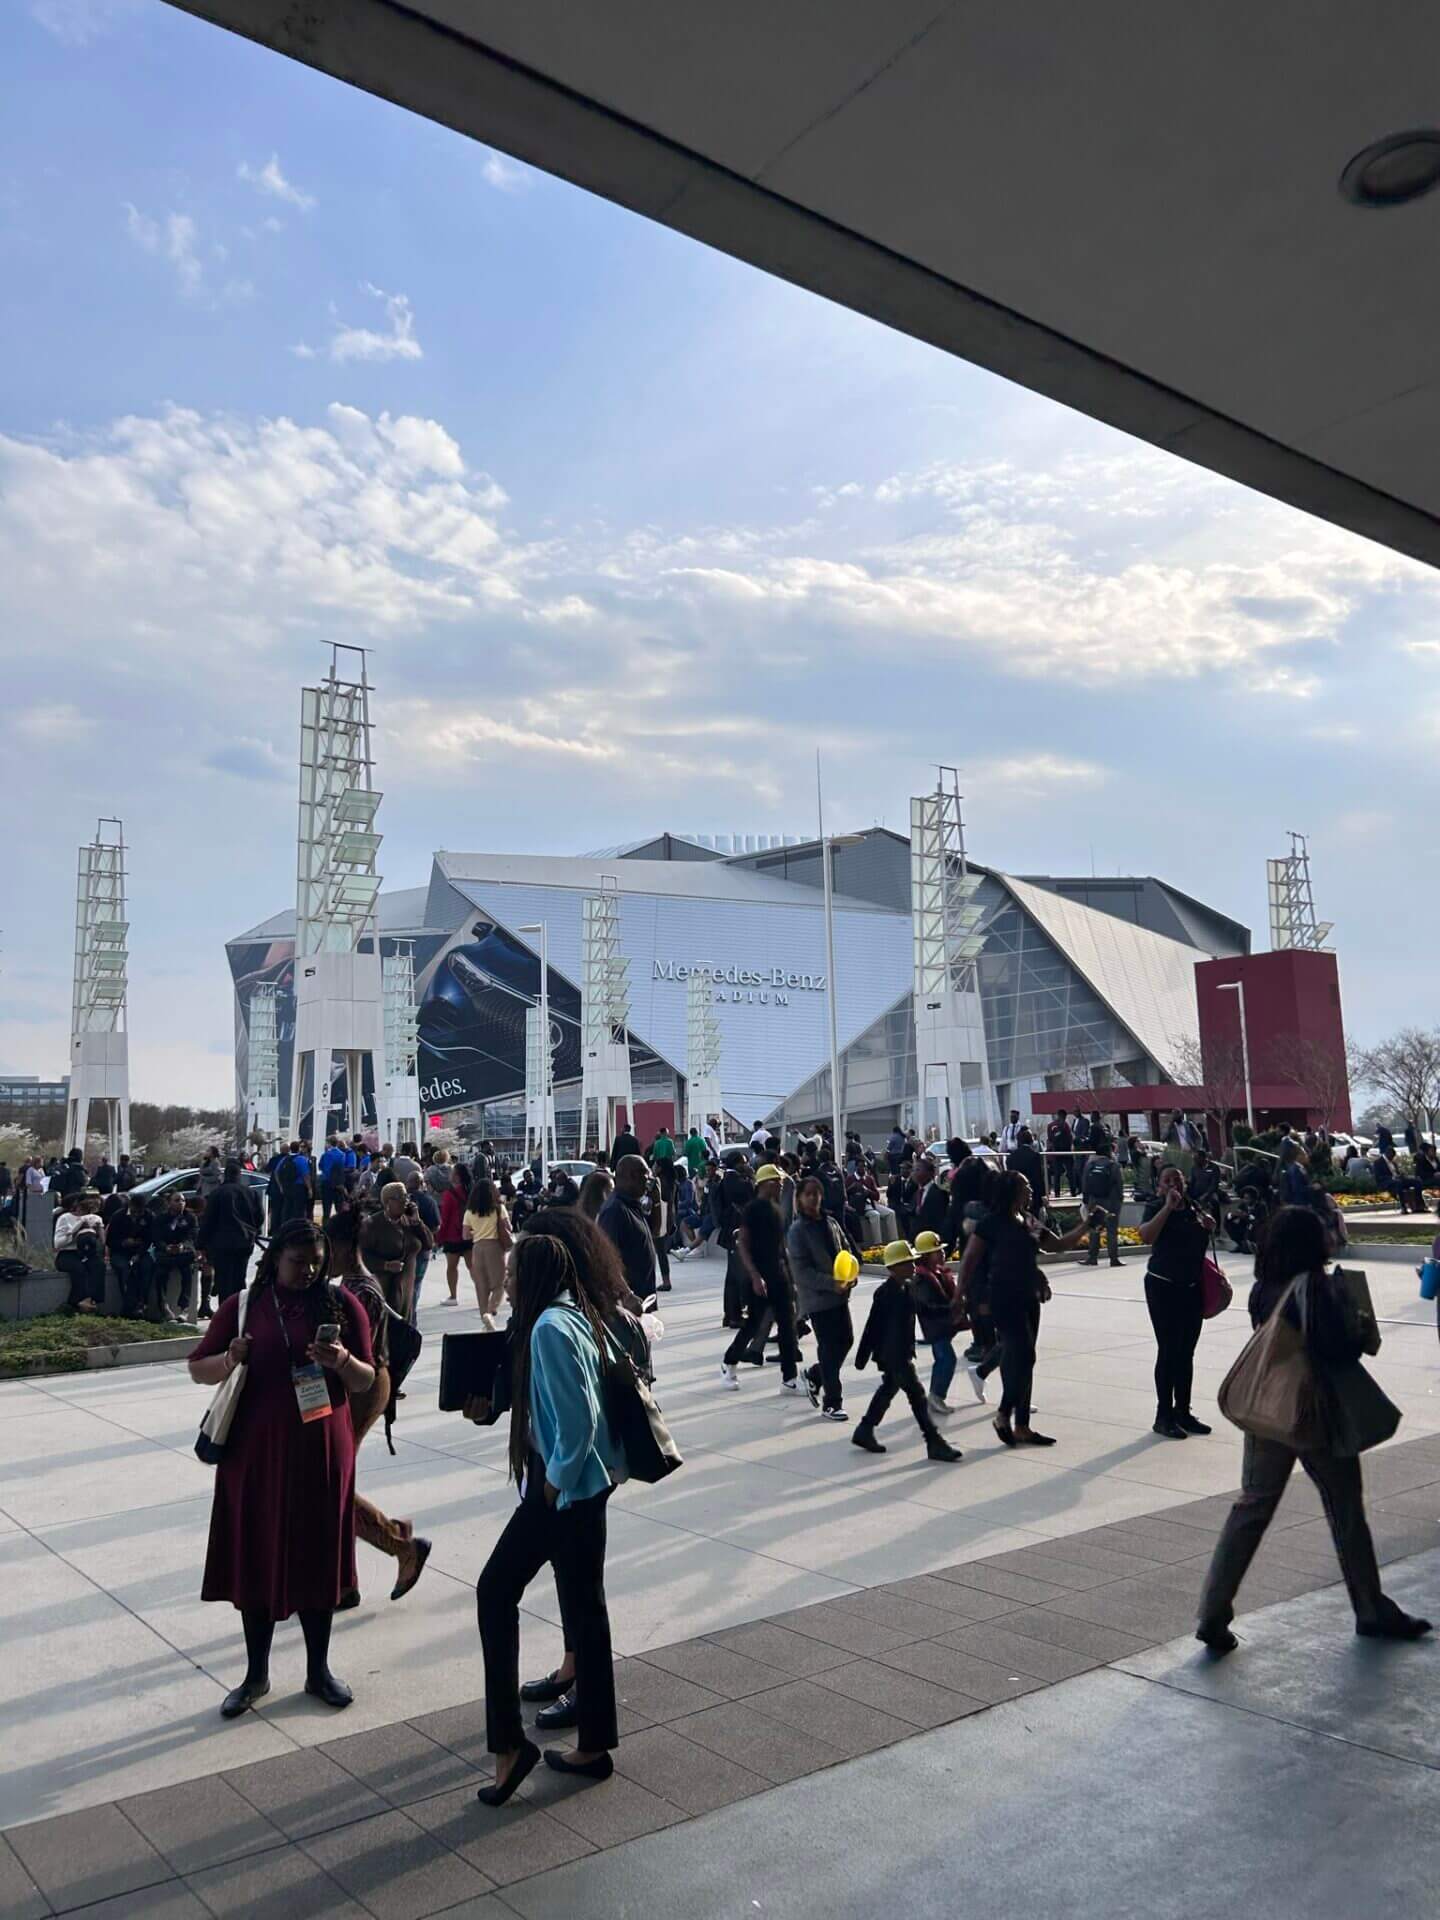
[380,1308,423,1453]
[438,1329,509,1413]
[599,1334,682,1485]
[1321,1362,1401,1458]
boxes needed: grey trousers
[1198,1433,1384,1631]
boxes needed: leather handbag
[1321,1362,1401,1457]
[599,1333,682,1485]
[1217,1278,1326,1450]
[195,1288,250,1464]
[1200,1243,1233,1320]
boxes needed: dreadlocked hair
[507,1232,613,1488]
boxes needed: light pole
[1216,980,1254,1135]
[518,921,551,1182]
[819,829,864,1160]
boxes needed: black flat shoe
[1357,1607,1433,1641]
[337,1588,361,1612]
[993,1420,1017,1448]
[1196,1625,1239,1656]
[220,1678,270,1719]
[851,1427,886,1454]
[520,1668,571,1704]
[925,1439,963,1463]
[391,1537,431,1601]
[477,1740,540,1807]
[1153,1416,1188,1440]
[543,1749,614,1780]
[1175,1413,1212,1436]
[1014,1429,1056,1447]
[304,1671,354,1709]
[535,1688,578,1731]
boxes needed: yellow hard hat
[882,1239,916,1267]
[755,1163,788,1184]
[832,1248,860,1285]
[913,1230,944,1255]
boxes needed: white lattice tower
[686,967,723,1139]
[524,1004,557,1166]
[379,942,422,1149]
[65,817,130,1158]
[910,769,992,1139]
[289,644,386,1141]
[246,983,281,1143]
[579,883,633,1153]
[1267,831,1334,952]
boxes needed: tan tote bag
[1217,1278,1326,1452]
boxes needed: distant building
[0,1075,70,1124]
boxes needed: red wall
[1196,951,1351,1130]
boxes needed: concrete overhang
[169,1,1440,567]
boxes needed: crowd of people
[13,1104,1433,1808]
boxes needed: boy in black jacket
[853,1242,962,1462]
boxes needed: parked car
[127,1167,269,1207]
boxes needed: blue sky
[3,0,1436,1105]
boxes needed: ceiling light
[1340,130,1440,207]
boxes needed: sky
[2,0,1436,1108]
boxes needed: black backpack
[1082,1158,1113,1205]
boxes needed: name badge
[292,1362,333,1423]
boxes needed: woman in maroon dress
[189,1218,375,1718]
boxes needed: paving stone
[764,1598,921,1656]
[1367,1483,1440,1518]
[997,1535,1163,1581]
[1041,1573,1208,1643]
[808,1657,986,1728]
[405,1704,494,1777]
[1154,1493,1245,1533]
[301,1806,493,1920]
[188,1842,369,1918]
[928,1561,1074,1606]
[528,1769,686,1848]
[6,1802,170,1914]
[825,1586,972,1640]
[639,1637,805,1699]
[974,1546,1136,1590]
[875,1639,1047,1706]
[118,1772,285,1877]
[0,1836,48,1920]
[932,1620,1102,1682]
[612,1656,726,1726]
[608,1725,763,1814]
[984,1606,1155,1661]
[320,1721,480,1806]
[704,1619,851,1677]
[1079,1520,1214,1565]
[405,1786,594,1887]
[874,1573,1019,1621]
[746,1678,914,1756]
[223,1747,390,1841]
[670,1698,847,1784]
[74,1886,208,1918]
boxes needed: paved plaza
[2,1247,1438,1915]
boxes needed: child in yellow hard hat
[912,1230,963,1419]
[852,1242,962,1462]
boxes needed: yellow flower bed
[1333,1189,1440,1211]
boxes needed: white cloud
[967,753,1110,794]
[296,286,423,364]
[481,151,530,192]
[30,0,137,45]
[124,204,204,298]
[237,154,316,211]
[11,701,94,744]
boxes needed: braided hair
[249,1216,343,1319]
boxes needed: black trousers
[110,1250,152,1318]
[994,1298,1040,1426]
[58,1246,105,1310]
[209,1247,251,1304]
[1144,1273,1204,1417]
[861,1359,937,1439]
[724,1275,800,1381]
[477,1469,617,1755]
[722,1247,747,1324]
[153,1254,195,1311]
[805,1301,854,1411]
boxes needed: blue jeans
[411,1251,429,1325]
[928,1336,957,1403]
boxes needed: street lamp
[1216,980,1255,1134]
[518,921,551,1183]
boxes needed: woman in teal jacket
[475,1232,626,1805]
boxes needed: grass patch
[0,1313,196,1377]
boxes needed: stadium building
[226,830,1248,1147]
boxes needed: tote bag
[195,1287,250,1465]
[1217,1279,1326,1451]
[600,1333,682,1485]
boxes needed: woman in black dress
[955,1171,1088,1447]
[1138,1165,1215,1439]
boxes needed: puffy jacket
[787,1213,848,1316]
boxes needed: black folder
[437,1329,509,1413]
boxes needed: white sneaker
[720,1364,740,1391]
[481,1312,496,1332]
[966,1364,987,1403]
[820,1406,850,1423]
[780,1376,802,1394]
[928,1394,953,1418]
